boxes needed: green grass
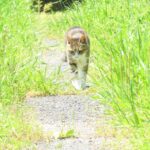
[1,0,150,149]
[46,0,150,149]
[58,129,76,139]
[0,0,59,149]
[0,0,59,105]
[0,105,42,149]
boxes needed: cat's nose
[76,51,79,54]
[74,52,79,58]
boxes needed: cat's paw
[72,80,82,90]
[72,80,87,90]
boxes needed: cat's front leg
[78,66,87,89]
[72,65,88,90]
[70,64,82,90]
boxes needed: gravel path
[26,39,111,150]
[27,96,110,150]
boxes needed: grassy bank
[0,0,57,149]
[47,0,150,149]
[0,0,57,105]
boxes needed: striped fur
[65,26,90,90]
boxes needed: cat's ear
[80,35,86,44]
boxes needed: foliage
[31,0,82,12]
[0,0,149,149]
[0,0,55,148]
[0,0,57,105]
[47,0,150,149]
[48,0,150,126]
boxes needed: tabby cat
[64,26,90,90]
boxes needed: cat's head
[66,34,89,56]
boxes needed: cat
[64,26,90,90]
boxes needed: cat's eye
[69,51,75,55]
[79,51,84,54]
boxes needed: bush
[31,0,82,12]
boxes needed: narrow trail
[26,39,127,150]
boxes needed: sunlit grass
[47,0,150,124]
[0,104,43,149]
[1,0,149,149]
[0,0,59,148]
[46,0,150,149]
